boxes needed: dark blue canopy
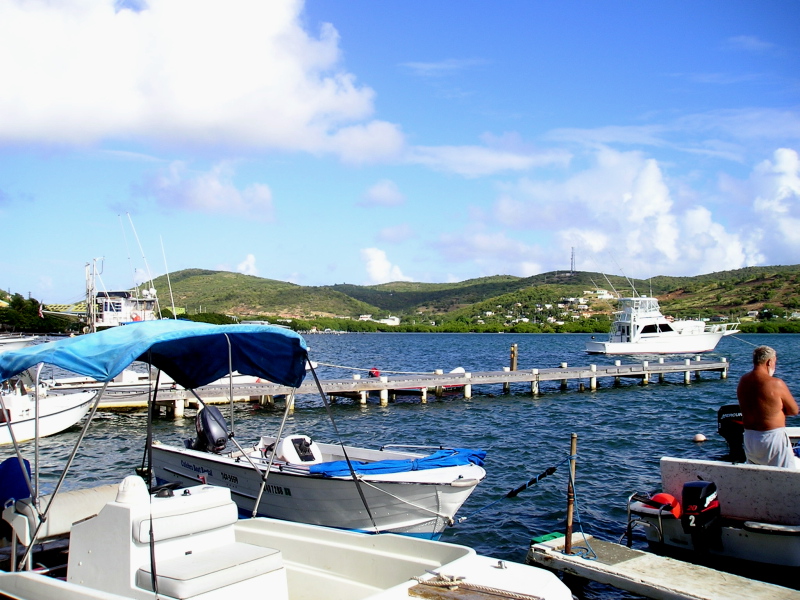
[309,448,486,478]
[0,320,308,389]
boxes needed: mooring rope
[313,361,435,375]
[729,334,758,347]
[457,455,571,524]
[562,452,597,561]
[358,479,455,524]
[412,572,545,600]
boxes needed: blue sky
[1,0,799,304]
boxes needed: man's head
[753,345,777,375]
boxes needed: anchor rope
[457,455,571,524]
[729,334,758,347]
[412,572,544,600]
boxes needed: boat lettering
[221,472,239,484]
[263,484,291,496]
[181,460,213,477]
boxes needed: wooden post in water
[614,360,621,386]
[658,357,665,383]
[565,432,578,555]
[589,364,597,390]
[463,373,472,399]
[434,369,444,397]
[502,367,511,394]
[642,361,649,385]
[531,369,539,396]
[379,376,389,406]
[510,344,518,371]
[694,356,702,381]
[560,363,568,391]
[721,357,728,379]
[684,358,691,384]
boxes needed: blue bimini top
[309,448,486,478]
[0,320,308,390]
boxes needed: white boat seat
[67,477,288,600]
[136,542,282,599]
[3,483,119,546]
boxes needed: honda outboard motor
[717,404,745,463]
[681,480,721,550]
[185,405,228,453]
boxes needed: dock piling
[590,364,597,390]
[560,363,568,391]
[564,433,578,555]
[502,367,511,394]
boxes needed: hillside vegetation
[149,265,800,324]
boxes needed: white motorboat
[0,335,37,354]
[625,407,800,568]
[0,320,573,600]
[152,430,486,539]
[1,379,95,445]
[585,296,739,355]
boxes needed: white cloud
[377,223,415,243]
[408,145,570,178]
[360,248,412,284]
[401,58,488,77]
[750,147,800,259]
[359,179,405,207]
[726,35,774,53]
[434,230,543,277]
[237,254,258,276]
[137,161,275,220]
[0,0,401,162]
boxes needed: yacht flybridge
[585,297,738,355]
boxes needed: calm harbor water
[4,332,799,598]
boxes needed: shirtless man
[737,345,799,468]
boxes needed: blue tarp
[309,448,486,478]
[0,320,308,389]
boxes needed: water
[4,332,799,598]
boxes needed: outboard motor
[681,480,721,550]
[717,404,745,463]
[185,406,228,453]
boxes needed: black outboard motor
[717,404,745,463]
[185,405,228,453]
[681,480,721,551]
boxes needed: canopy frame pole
[251,389,295,518]
[307,361,379,533]
[225,333,235,436]
[18,381,109,571]
[34,363,43,500]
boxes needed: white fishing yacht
[585,296,738,355]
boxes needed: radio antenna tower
[570,247,575,274]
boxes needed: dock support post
[503,367,511,394]
[590,364,597,390]
[435,369,444,397]
[614,360,621,386]
[695,356,702,381]
[560,363,568,391]
[658,357,665,383]
[721,357,728,379]
[353,374,367,404]
[531,369,539,396]
[510,344,518,371]
[258,395,274,407]
[463,373,472,399]
[565,433,578,556]
[173,398,185,418]
[642,361,649,385]
[420,388,427,403]
[684,359,691,384]
[379,376,389,406]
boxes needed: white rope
[357,479,454,524]
[412,572,544,600]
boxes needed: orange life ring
[131,312,142,321]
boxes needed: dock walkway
[527,533,800,600]
[84,357,730,416]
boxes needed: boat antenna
[118,215,138,296]
[127,213,162,319]
[160,236,177,319]
[608,252,638,297]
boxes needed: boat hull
[585,332,725,355]
[0,391,95,445]
[151,443,484,539]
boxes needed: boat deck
[527,533,800,600]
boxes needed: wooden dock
[85,357,730,416]
[527,533,800,600]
